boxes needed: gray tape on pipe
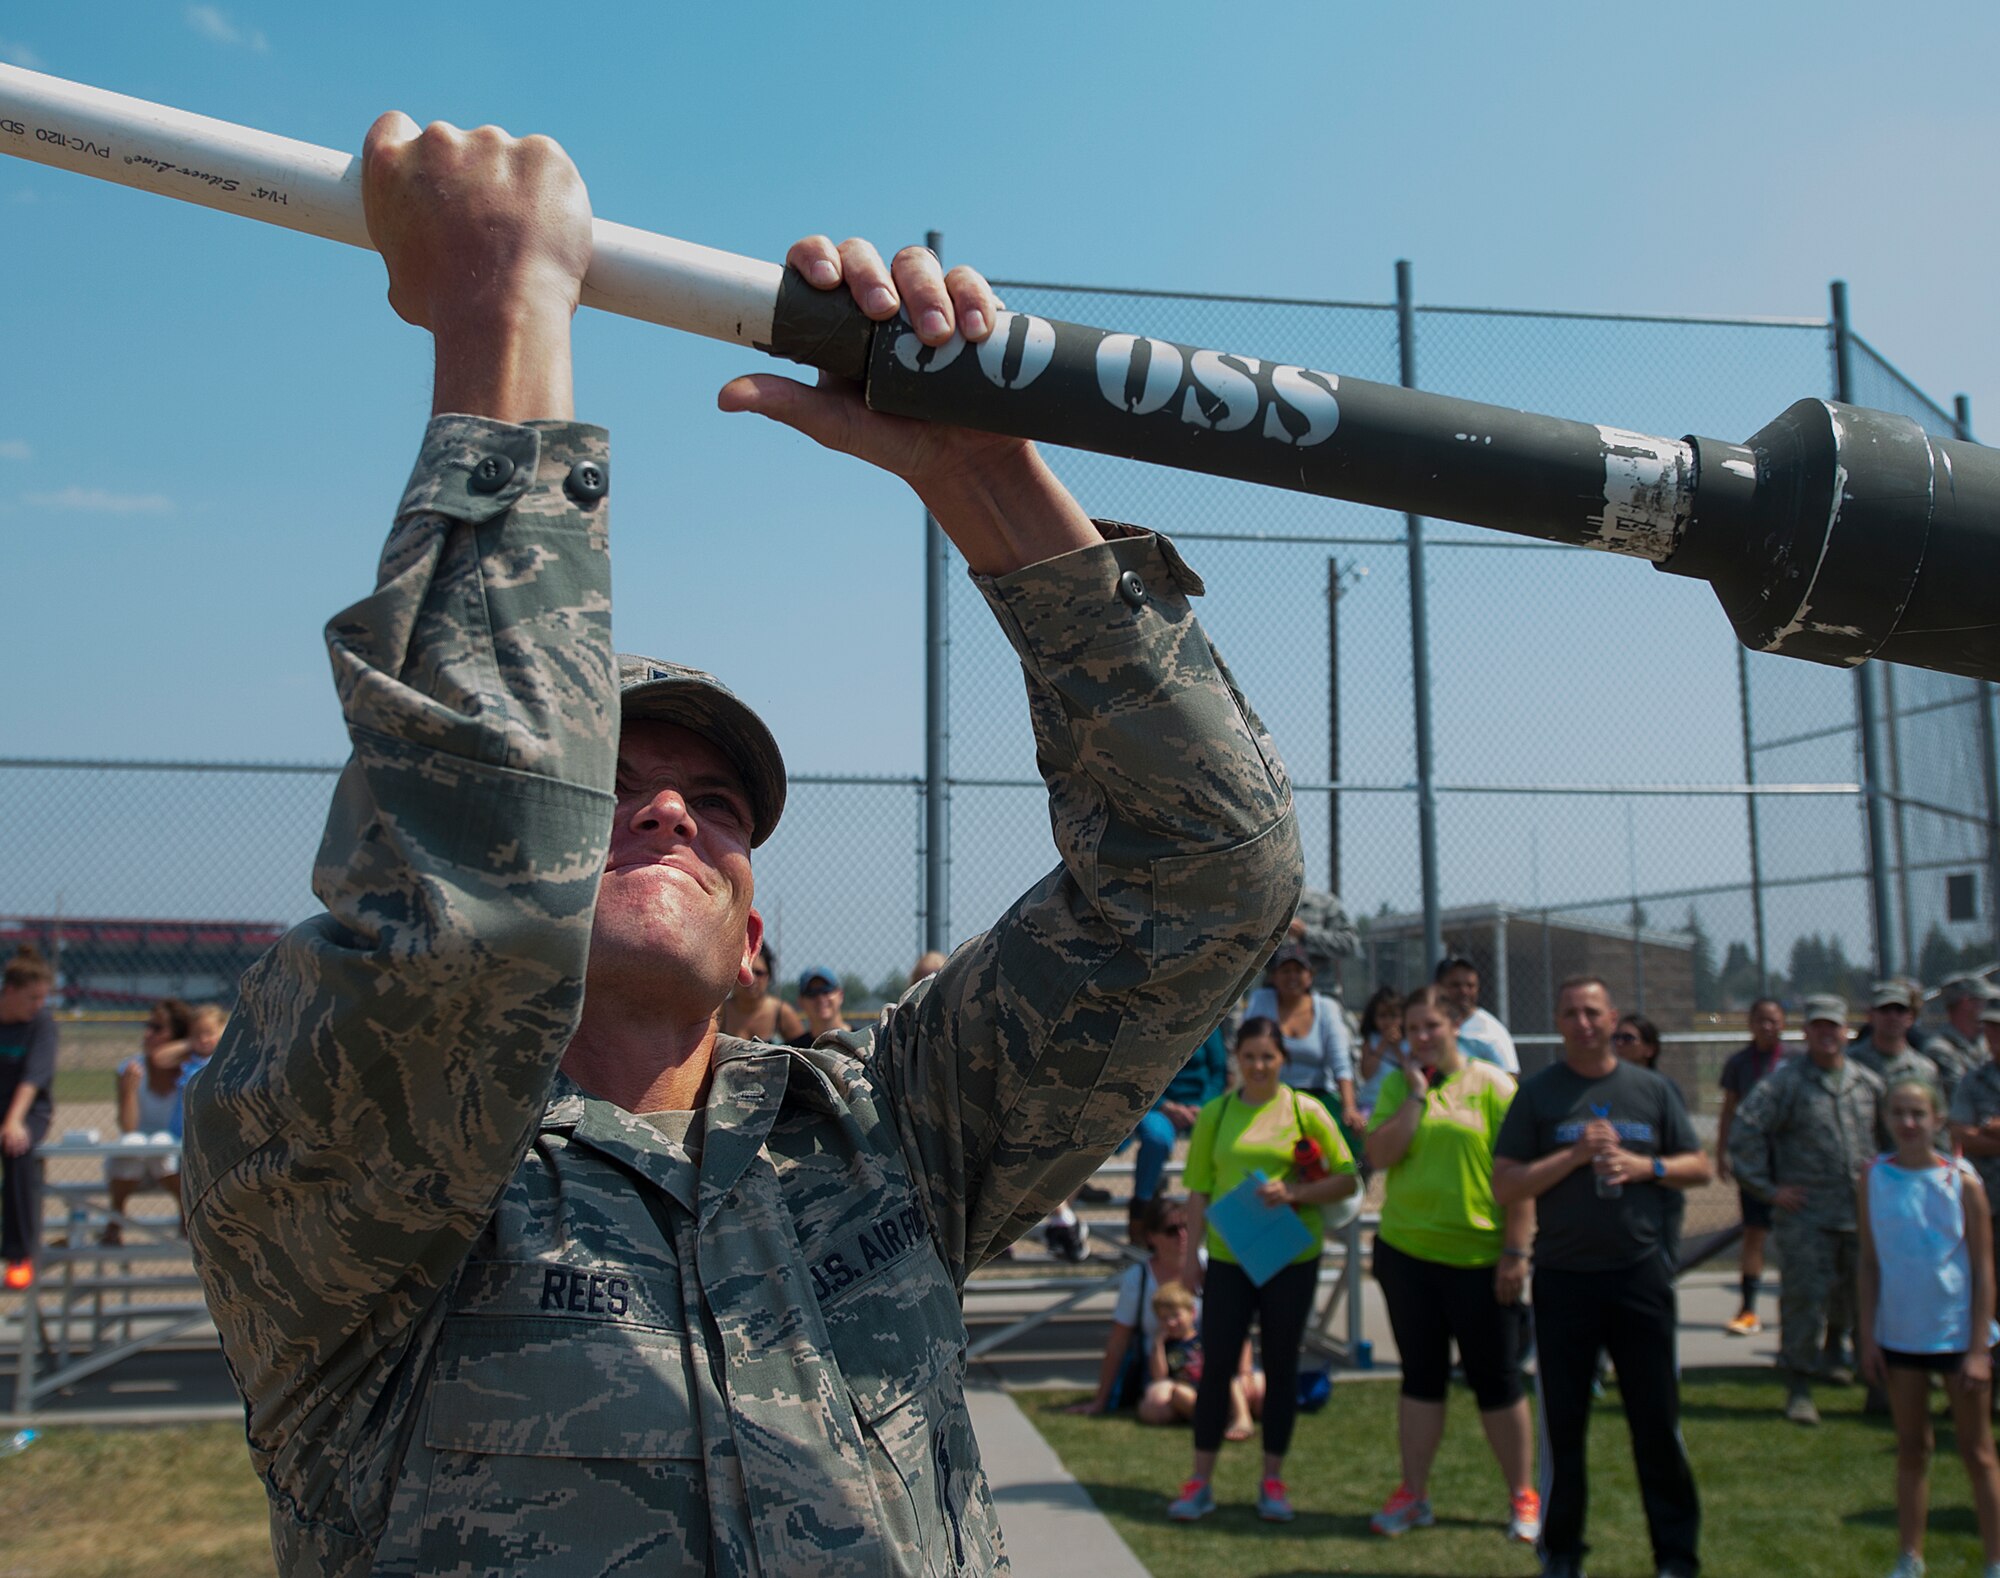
[757,266,875,381]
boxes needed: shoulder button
[1117,569,1148,609]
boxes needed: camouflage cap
[1870,979,1918,1010]
[1803,993,1848,1024]
[1982,999,2000,1026]
[616,655,787,847]
[1943,974,1996,1006]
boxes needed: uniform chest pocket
[820,1242,967,1424]
[424,1315,700,1459]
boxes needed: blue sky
[2,3,1996,986]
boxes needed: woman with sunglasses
[1364,984,1540,1545]
[1614,1014,1685,1270]
[717,941,805,1045]
[1065,1197,1226,1425]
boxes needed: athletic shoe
[1042,1208,1091,1264]
[1369,1484,1434,1536]
[1507,1487,1543,1543]
[1257,1477,1296,1522]
[1887,1554,1926,1578]
[1166,1479,1215,1521]
[1724,1309,1762,1336]
[1075,1182,1113,1204]
[1541,1559,1587,1578]
[1784,1386,1821,1427]
[2,1260,31,1291]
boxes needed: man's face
[1951,995,1983,1036]
[1556,983,1615,1057]
[1748,1003,1784,1051]
[1440,966,1479,1018]
[1804,1017,1847,1064]
[589,720,760,1009]
[1869,1001,1914,1050]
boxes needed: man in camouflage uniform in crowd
[1847,980,1938,1097]
[1925,975,1994,1101]
[181,118,1301,1577]
[1729,995,1884,1427]
[1949,998,2000,1269]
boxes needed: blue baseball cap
[798,966,840,995]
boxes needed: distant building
[1356,902,1698,1056]
[0,914,282,1009]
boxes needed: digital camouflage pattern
[1728,1055,1883,1233]
[1925,1024,1986,1105]
[1769,1215,1862,1379]
[181,416,1302,1578]
[1948,1059,2000,1213]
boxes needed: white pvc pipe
[0,63,784,347]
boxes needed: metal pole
[1493,911,1511,1026]
[1962,393,2000,968]
[1328,556,1342,895]
[922,231,950,952]
[1883,663,1916,976]
[1833,280,1897,979]
[1738,644,1770,993]
[1399,260,1443,975]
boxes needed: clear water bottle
[0,1428,37,1458]
[1594,1158,1623,1200]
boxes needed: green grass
[51,1066,118,1106]
[0,1422,274,1577]
[1027,1368,1988,1577]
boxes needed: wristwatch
[1651,1156,1667,1181]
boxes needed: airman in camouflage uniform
[1925,975,1993,1101]
[1728,995,1883,1425]
[1948,998,2000,1274]
[181,120,1301,1578]
[1847,980,1939,1102]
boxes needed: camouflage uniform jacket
[181,416,1302,1578]
[1947,1059,2000,1207]
[1728,1055,1884,1230]
[1925,1024,1986,1102]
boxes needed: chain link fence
[957,277,1998,1131]
[6,276,1993,1151]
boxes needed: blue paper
[1207,1170,1316,1286]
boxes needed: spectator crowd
[11,922,2000,1578]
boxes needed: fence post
[1832,279,1897,978]
[1327,556,1342,895]
[922,232,951,951]
[1737,644,1770,992]
[1961,394,2000,968]
[1398,260,1443,976]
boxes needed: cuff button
[467,454,515,494]
[565,460,610,504]
[1117,569,1148,609]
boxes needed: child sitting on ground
[1858,1073,2000,1578]
[1148,1281,1263,1440]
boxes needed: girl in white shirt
[1859,1074,2000,1578]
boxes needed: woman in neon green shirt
[1363,983,1539,1544]
[1167,1016,1357,1526]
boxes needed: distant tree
[1914,923,1989,988]
[875,967,911,1003]
[840,972,872,1006]
[1627,900,1649,930]
[1687,907,1720,1012]
[1719,940,1763,1007]
[1787,931,1859,1000]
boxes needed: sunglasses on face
[1610,1031,1640,1046]
[801,985,836,998]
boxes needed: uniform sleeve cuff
[972,522,1206,670]
[396,416,610,526]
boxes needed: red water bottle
[1292,1136,1329,1183]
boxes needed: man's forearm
[914,442,1097,578]
[1493,1147,1585,1206]
[1657,1149,1713,1189]
[2,1083,37,1130]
